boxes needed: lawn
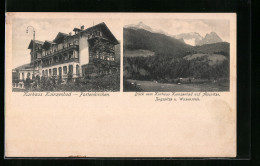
[124,79,229,92]
[12,73,120,92]
[12,88,26,92]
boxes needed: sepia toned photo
[123,19,230,92]
[12,18,120,92]
[6,13,236,158]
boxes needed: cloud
[124,19,230,42]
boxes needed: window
[76,65,80,75]
[63,66,67,74]
[53,68,57,76]
[59,55,62,62]
[58,43,62,50]
[69,65,73,74]
[49,69,52,76]
[27,72,31,78]
[69,51,73,59]
[59,67,62,76]
[110,56,114,61]
[64,54,68,60]
[74,51,78,58]
[22,73,24,80]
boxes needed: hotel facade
[13,22,120,82]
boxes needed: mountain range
[125,22,224,46]
[124,27,229,59]
[123,22,230,85]
[124,28,192,58]
[124,21,167,35]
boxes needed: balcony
[42,45,79,58]
[42,58,79,68]
[30,53,42,61]
[88,35,107,41]
[92,58,117,67]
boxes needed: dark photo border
[3,0,254,165]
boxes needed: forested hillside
[123,28,230,83]
[124,28,192,58]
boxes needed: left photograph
[12,18,121,92]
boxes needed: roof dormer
[73,28,82,34]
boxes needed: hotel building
[13,22,120,82]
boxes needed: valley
[123,22,230,92]
[124,79,229,92]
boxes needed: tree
[57,75,62,84]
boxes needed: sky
[12,18,121,68]
[124,19,230,42]
[11,17,229,68]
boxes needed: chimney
[81,25,84,30]
[69,32,72,36]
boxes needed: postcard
[5,12,236,157]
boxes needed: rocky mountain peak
[196,32,223,46]
[174,31,223,46]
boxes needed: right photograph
[123,19,230,92]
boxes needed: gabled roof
[28,40,44,49]
[14,63,33,70]
[81,22,119,44]
[53,32,68,43]
[45,40,55,44]
[98,22,119,44]
[73,28,82,32]
[42,40,56,49]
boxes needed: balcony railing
[42,45,79,59]
[31,53,43,61]
[88,35,108,41]
[92,58,117,66]
[42,58,79,68]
